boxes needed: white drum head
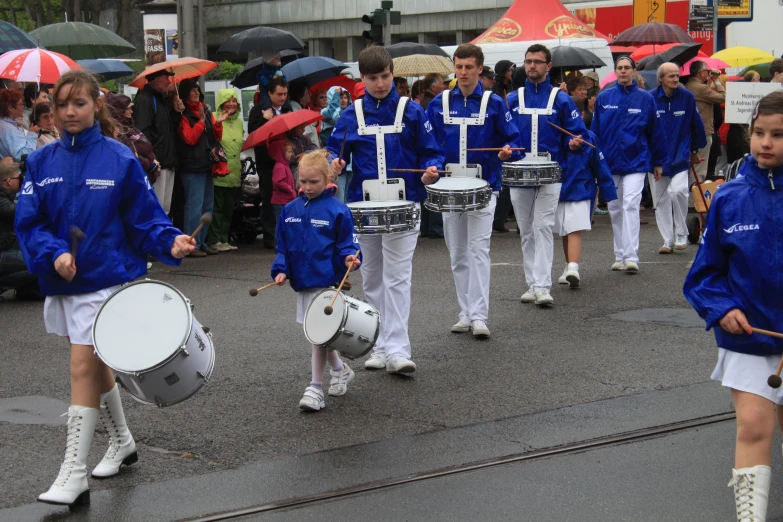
[348,200,412,209]
[93,281,191,373]
[432,178,488,190]
[304,290,344,345]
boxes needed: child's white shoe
[299,386,325,411]
[328,364,354,396]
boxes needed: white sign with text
[725,82,782,124]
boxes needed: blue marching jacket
[15,122,182,296]
[425,83,523,191]
[683,156,783,356]
[652,85,707,177]
[592,81,668,177]
[271,185,362,292]
[561,130,618,203]
[506,76,588,171]
[326,89,445,203]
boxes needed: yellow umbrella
[711,46,776,68]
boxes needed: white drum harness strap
[516,86,559,158]
[441,90,492,177]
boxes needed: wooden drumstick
[69,226,84,258]
[324,249,360,315]
[465,147,526,151]
[189,213,212,241]
[248,281,282,297]
[388,168,452,174]
[750,327,783,388]
[338,125,349,164]
[546,121,596,149]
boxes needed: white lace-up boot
[38,406,98,506]
[728,465,771,522]
[91,384,137,478]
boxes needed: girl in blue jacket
[14,71,195,507]
[271,150,361,412]
[684,91,783,522]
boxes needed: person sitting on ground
[33,102,59,148]
[0,159,39,300]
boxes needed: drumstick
[69,226,84,258]
[338,126,349,164]
[388,168,452,174]
[546,121,596,149]
[248,281,282,297]
[189,213,212,241]
[324,249,360,315]
[749,327,783,388]
[465,147,526,151]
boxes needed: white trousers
[153,168,176,215]
[358,218,420,359]
[443,193,497,323]
[650,170,688,247]
[510,184,561,292]
[608,173,645,263]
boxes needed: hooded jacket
[561,130,618,203]
[325,88,445,203]
[683,156,783,356]
[214,88,244,188]
[269,139,296,205]
[271,185,361,292]
[14,122,182,296]
[652,85,707,177]
[176,79,223,175]
[133,83,180,169]
[425,82,523,190]
[321,86,344,133]
[506,76,589,171]
[592,81,668,176]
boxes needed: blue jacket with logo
[683,156,783,356]
[271,185,361,292]
[15,122,182,296]
[425,83,523,191]
[561,131,618,203]
[652,85,707,177]
[592,81,668,176]
[506,76,588,171]
[325,89,445,203]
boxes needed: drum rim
[303,289,349,347]
[347,200,416,209]
[92,279,194,374]
[426,178,490,192]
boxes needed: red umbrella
[611,22,694,47]
[0,48,82,84]
[242,110,323,151]
[129,57,217,88]
[309,75,357,97]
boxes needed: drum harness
[441,89,492,178]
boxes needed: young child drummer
[684,91,783,522]
[271,150,361,411]
[14,71,195,507]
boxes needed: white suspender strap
[354,96,409,183]
[442,90,492,167]
[516,87,560,155]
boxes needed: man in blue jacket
[327,46,444,375]
[652,62,707,254]
[506,44,587,307]
[592,56,668,273]
[426,43,521,339]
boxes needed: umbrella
[385,42,450,59]
[29,22,135,60]
[712,47,776,68]
[282,57,347,85]
[0,21,39,54]
[217,26,305,55]
[0,48,81,84]
[78,59,134,80]
[599,69,658,91]
[635,43,703,71]
[739,62,772,79]
[242,110,323,151]
[231,56,269,88]
[550,46,605,70]
[309,76,358,97]
[393,55,452,77]
[680,57,730,77]
[631,42,706,62]
[609,45,637,54]
[611,22,694,47]
[129,57,217,88]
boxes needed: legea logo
[284,217,301,223]
[35,176,63,187]
[602,105,619,110]
[723,223,760,234]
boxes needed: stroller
[230,156,264,244]
[685,155,748,244]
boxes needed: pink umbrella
[680,57,730,76]
[600,71,616,89]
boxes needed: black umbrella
[637,42,703,71]
[217,26,305,55]
[385,42,450,59]
[281,56,347,85]
[551,46,606,70]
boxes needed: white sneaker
[566,263,580,288]
[386,355,416,374]
[214,242,232,252]
[625,260,639,273]
[520,288,536,303]
[299,386,325,411]
[557,265,569,285]
[611,260,626,271]
[674,234,688,251]
[146,261,152,269]
[658,244,672,254]
[535,289,554,307]
[471,320,490,339]
[328,364,354,396]
[226,243,238,251]
[451,317,471,333]
[364,352,386,370]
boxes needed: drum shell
[347,202,420,234]
[502,161,562,186]
[304,290,380,360]
[424,181,492,212]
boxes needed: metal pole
[712,0,720,53]
[182,0,195,58]
[176,0,183,56]
[197,0,205,91]
[383,9,391,46]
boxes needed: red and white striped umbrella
[0,48,82,84]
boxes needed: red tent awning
[473,0,609,44]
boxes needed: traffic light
[362,9,384,44]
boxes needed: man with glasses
[0,159,38,299]
[685,60,726,184]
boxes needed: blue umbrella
[0,21,39,54]
[78,59,134,80]
[281,56,347,86]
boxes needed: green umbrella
[29,22,135,60]
[739,62,771,79]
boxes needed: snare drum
[347,200,419,234]
[303,289,380,360]
[502,159,562,187]
[424,177,492,212]
[92,280,215,408]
